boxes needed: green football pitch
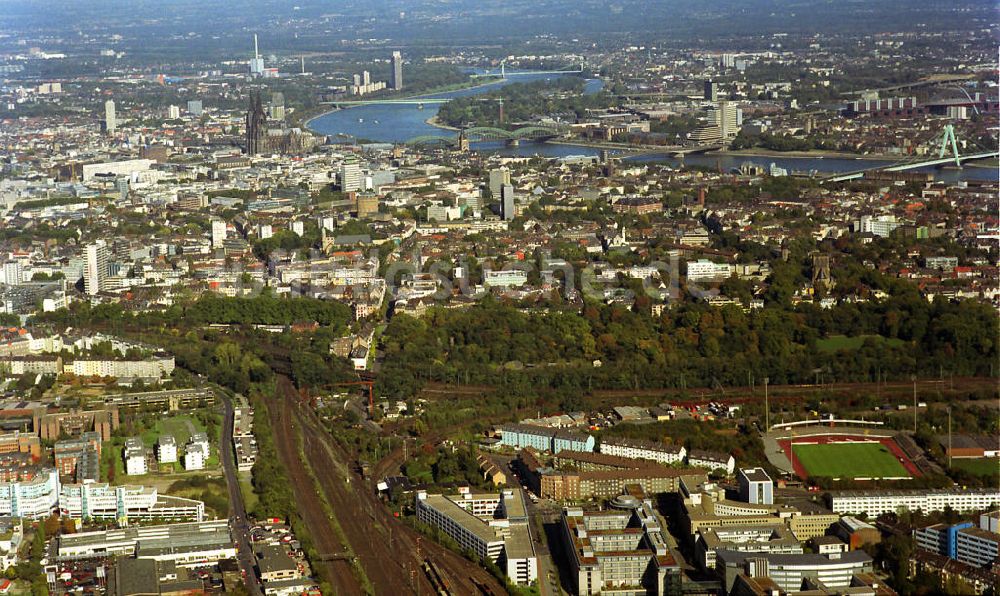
[792,442,911,479]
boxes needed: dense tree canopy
[378,295,998,399]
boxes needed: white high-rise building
[211,220,227,249]
[714,100,741,139]
[104,100,116,134]
[391,51,403,90]
[167,105,180,119]
[259,224,273,240]
[83,241,109,296]
[3,262,22,286]
[340,160,363,192]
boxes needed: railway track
[277,377,505,596]
[264,392,362,595]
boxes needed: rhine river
[307,72,995,183]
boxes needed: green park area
[793,442,911,479]
[100,411,222,483]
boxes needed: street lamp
[764,377,770,431]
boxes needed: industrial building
[55,520,233,567]
[415,488,537,586]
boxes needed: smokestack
[254,34,259,60]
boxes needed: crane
[335,380,375,417]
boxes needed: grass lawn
[167,476,230,518]
[140,414,206,447]
[951,458,1000,477]
[793,442,911,479]
[238,471,258,513]
[102,411,223,485]
[816,334,905,353]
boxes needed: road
[217,390,263,596]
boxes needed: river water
[307,73,995,182]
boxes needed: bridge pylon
[938,124,961,167]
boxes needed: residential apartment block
[500,423,595,454]
[561,491,682,595]
[599,437,686,465]
[828,489,1000,517]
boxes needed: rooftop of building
[740,467,773,482]
[563,498,678,569]
[716,548,872,568]
[829,488,1000,498]
[257,544,298,575]
[58,520,230,553]
[600,436,684,453]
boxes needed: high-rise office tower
[340,160,363,192]
[489,168,511,197]
[186,100,203,116]
[714,100,741,139]
[103,100,116,134]
[391,51,403,90]
[167,105,180,119]
[84,241,110,296]
[500,184,516,221]
[362,71,371,86]
[704,80,719,102]
[211,220,227,249]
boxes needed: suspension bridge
[823,125,998,183]
[469,62,585,79]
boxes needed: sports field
[792,442,911,479]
